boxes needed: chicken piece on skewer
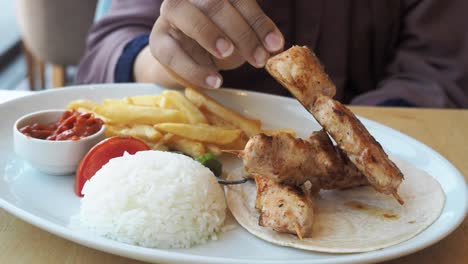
[311,133,370,190]
[255,175,314,239]
[235,130,368,193]
[265,46,404,204]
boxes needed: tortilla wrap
[224,158,445,253]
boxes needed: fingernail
[216,38,234,58]
[206,74,222,89]
[264,32,283,52]
[253,46,268,67]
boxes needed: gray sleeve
[352,0,468,108]
[75,0,162,84]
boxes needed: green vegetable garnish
[195,153,222,177]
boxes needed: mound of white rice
[77,150,226,249]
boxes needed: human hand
[149,0,284,89]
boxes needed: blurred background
[0,0,111,91]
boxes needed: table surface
[0,91,467,263]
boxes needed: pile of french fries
[67,88,291,157]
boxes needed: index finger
[161,0,235,59]
[229,0,284,53]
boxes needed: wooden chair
[16,0,98,89]
[22,43,47,90]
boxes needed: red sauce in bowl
[19,110,104,141]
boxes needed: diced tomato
[74,136,150,197]
[20,110,104,141]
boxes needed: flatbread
[225,158,445,253]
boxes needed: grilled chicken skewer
[255,175,314,239]
[232,130,368,193]
[265,46,404,204]
[228,131,367,239]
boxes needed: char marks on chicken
[241,130,368,193]
[265,46,404,204]
[255,175,314,239]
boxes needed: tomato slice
[75,136,150,196]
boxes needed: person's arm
[76,0,284,90]
[75,0,163,84]
[148,0,284,89]
[351,0,468,108]
[133,45,181,88]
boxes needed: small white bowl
[13,109,105,175]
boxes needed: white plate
[0,84,466,264]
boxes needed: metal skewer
[216,177,249,185]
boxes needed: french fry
[167,137,206,157]
[152,132,175,150]
[105,124,163,142]
[67,90,298,157]
[185,87,261,136]
[220,132,249,150]
[124,125,163,141]
[127,95,162,106]
[105,124,122,138]
[102,98,131,105]
[154,123,242,145]
[66,99,110,122]
[66,99,99,111]
[159,95,176,109]
[146,141,169,151]
[160,132,175,143]
[262,128,297,137]
[105,125,166,151]
[205,144,222,156]
[95,102,187,124]
[200,107,237,129]
[162,90,208,124]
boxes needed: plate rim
[0,83,467,264]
